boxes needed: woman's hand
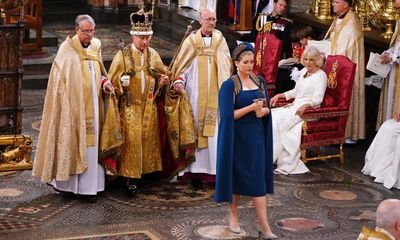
[394,113,400,122]
[252,100,263,111]
[270,94,283,107]
[255,107,270,118]
[295,104,310,117]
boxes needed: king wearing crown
[108,4,170,196]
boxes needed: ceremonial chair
[4,0,42,53]
[0,0,19,10]
[253,32,282,97]
[275,55,356,164]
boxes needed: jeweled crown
[130,4,153,36]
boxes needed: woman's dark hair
[296,26,314,40]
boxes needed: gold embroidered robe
[108,44,168,179]
[167,29,231,175]
[377,19,400,129]
[170,29,231,147]
[324,9,365,140]
[357,226,396,240]
[32,35,122,183]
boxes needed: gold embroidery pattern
[328,60,338,89]
[231,75,241,96]
[204,109,217,126]
[360,226,392,240]
[85,119,95,135]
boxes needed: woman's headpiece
[232,42,254,62]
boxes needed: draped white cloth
[272,68,327,174]
[179,0,217,12]
[51,44,105,195]
[362,119,400,189]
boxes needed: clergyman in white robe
[362,116,400,189]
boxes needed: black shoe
[51,186,76,199]
[190,179,203,189]
[82,195,97,203]
[127,184,138,197]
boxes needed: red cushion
[306,120,339,133]
[301,131,343,146]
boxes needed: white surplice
[272,68,327,174]
[362,119,400,189]
[178,36,219,176]
[51,44,105,195]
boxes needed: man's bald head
[376,199,400,238]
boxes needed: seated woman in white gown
[270,46,327,174]
[362,113,400,189]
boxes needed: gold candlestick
[381,0,397,39]
[358,0,372,31]
[306,0,318,15]
[317,0,333,20]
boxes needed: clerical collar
[201,32,212,37]
[338,10,348,19]
[81,42,91,48]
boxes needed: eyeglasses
[201,17,217,22]
[79,28,95,34]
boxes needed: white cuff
[102,80,112,92]
[173,79,185,85]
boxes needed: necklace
[305,68,318,78]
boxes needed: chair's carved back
[322,55,356,109]
[253,33,283,85]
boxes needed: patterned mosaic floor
[0,90,397,240]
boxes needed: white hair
[75,14,95,27]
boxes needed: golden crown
[130,4,153,35]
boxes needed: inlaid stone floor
[0,90,399,240]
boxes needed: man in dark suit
[250,0,292,59]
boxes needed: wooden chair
[0,0,20,10]
[4,0,42,53]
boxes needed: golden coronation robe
[108,44,168,179]
[376,19,400,128]
[324,9,365,140]
[170,29,231,175]
[32,35,122,185]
